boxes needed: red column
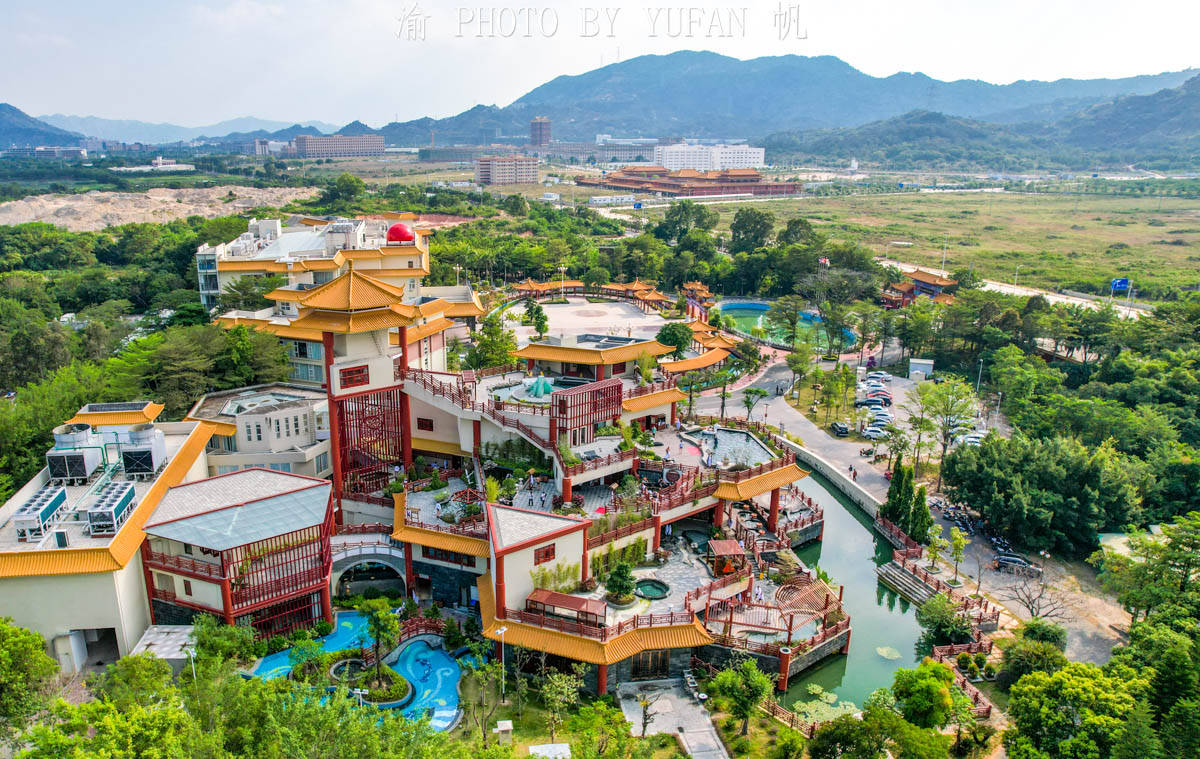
[399,326,410,369]
[597,663,608,694]
[777,646,793,691]
[768,488,780,533]
[841,627,852,655]
[400,393,413,469]
[320,585,333,624]
[473,419,481,452]
[404,542,415,594]
[596,364,606,381]
[323,332,343,519]
[495,555,506,620]
[581,548,590,582]
[220,578,235,625]
[631,456,640,475]
[670,402,677,426]
[652,515,662,551]
[713,498,726,529]
[526,358,535,371]
[549,418,557,446]
[139,543,158,625]
[561,478,572,503]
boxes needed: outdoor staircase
[875,561,939,606]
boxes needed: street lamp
[1013,265,1022,288]
[975,356,984,394]
[454,264,463,287]
[351,687,368,707]
[495,626,508,703]
[558,264,567,300]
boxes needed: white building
[651,143,765,171]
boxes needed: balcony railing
[144,550,225,579]
[504,608,696,641]
[402,516,489,540]
[564,448,636,478]
[586,515,657,550]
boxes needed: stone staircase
[875,561,939,606]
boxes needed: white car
[872,413,895,425]
[866,371,892,382]
[862,426,889,440]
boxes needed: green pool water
[717,306,855,351]
[781,469,924,710]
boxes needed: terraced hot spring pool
[634,579,670,600]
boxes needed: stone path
[616,680,729,759]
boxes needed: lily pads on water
[793,685,859,722]
[875,646,902,660]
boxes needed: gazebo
[706,539,747,576]
[524,588,607,628]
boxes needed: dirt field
[0,185,320,231]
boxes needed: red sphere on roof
[386,223,415,243]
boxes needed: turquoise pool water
[782,469,924,709]
[717,304,856,351]
[389,640,463,730]
[252,611,372,680]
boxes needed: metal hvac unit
[46,424,103,485]
[87,481,136,536]
[121,424,166,479]
[12,485,67,542]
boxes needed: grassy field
[629,191,1200,295]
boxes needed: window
[612,362,626,374]
[340,365,370,388]
[254,424,262,441]
[217,465,239,474]
[183,580,193,596]
[289,362,324,383]
[421,546,474,566]
[293,416,300,436]
[534,545,555,565]
[416,417,434,432]
[274,419,281,438]
[268,463,292,472]
[244,424,252,442]
[315,452,329,473]
[182,544,193,555]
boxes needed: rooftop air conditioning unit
[46,424,102,485]
[12,485,67,542]
[86,481,136,536]
[121,424,166,480]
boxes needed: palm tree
[719,370,731,420]
[682,371,702,419]
[742,387,769,421]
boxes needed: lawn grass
[629,191,1200,295]
[973,678,1012,713]
[709,699,796,759]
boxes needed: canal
[782,468,924,709]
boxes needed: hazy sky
[3,0,1197,126]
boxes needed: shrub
[999,639,1067,690]
[973,651,988,669]
[984,662,997,679]
[1021,617,1068,650]
[312,620,334,637]
[463,615,482,640]
[730,737,751,754]
[605,562,636,600]
[265,635,288,654]
[443,617,466,650]
[363,586,384,600]
[957,652,972,670]
[967,661,980,679]
[364,667,410,703]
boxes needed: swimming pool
[387,640,464,730]
[718,304,856,351]
[252,611,372,680]
[699,427,775,467]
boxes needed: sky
[3,0,1198,127]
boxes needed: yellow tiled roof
[697,333,737,350]
[297,270,408,311]
[515,340,675,366]
[289,308,415,334]
[475,575,711,664]
[659,349,729,374]
[392,524,490,557]
[443,298,485,318]
[411,436,471,457]
[68,402,164,427]
[713,463,809,501]
[214,316,326,342]
[406,317,455,343]
[686,320,715,332]
[0,422,218,578]
[622,388,686,413]
[182,416,239,436]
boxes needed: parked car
[863,427,889,440]
[996,556,1042,576]
[855,399,885,408]
[830,421,850,437]
[867,371,892,382]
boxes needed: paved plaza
[616,680,730,759]
[506,297,672,344]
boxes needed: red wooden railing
[623,377,677,400]
[721,452,796,483]
[564,448,636,478]
[402,516,489,540]
[144,550,225,579]
[335,523,391,535]
[682,568,752,609]
[361,617,446,666]
[586,515,657,550]
[504,609,696,641]
[231,565,328,607]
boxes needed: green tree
[741,387,769,422]
[921,378,979,491]
[998,639,1068,690]
[655,321,694,359]
[784,349,811,399]
[891,659,955,729]
[0,617,57,743]
[358,598,400,690]
[925,534,949,571]
[605,562,635,599]
[711,660,774,736]
[1112,701,1161,759]
[18,699,211,759]
[569,701,638,759]
[323,172,366,204]
[1020,618,1067,650]
[908,485,934,544]
[467,313,518,369]
[542,666,584,740]
[91,652,175,711]
[217,274,285,312]
[764,295,809,347]
[582,266,610,289]
[729,208,775,253]
[807,712,887,759]
[949,527,968,583]
[915,595,973,646]
[1162,699,1200,759]
[778,217,818,247]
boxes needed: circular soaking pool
[635,578,670,600]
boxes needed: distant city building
[1,146,87,160]
[293,134,385,158]
[577,166,796,198]
[652,143,765,171]
[530,116,552,146]
[110,156,196,173]
[474,155,538,185]
[588,194,636,206]
[529,142,654,163]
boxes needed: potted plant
[983,662,997,680]
[957,652,972,671]
[973,651,988,670]
[604,561,636,606]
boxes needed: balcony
[144,550,225,579]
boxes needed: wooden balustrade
[144,550,225,579]
[564,448,636,478]
[586,515,657,550]
[505,608,696,641]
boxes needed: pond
[698,427,775,467]
[387,640,464,730]
[252,611,372,681]
[634,578,671,600]
[717,304,856,351]
[782,469,924,710]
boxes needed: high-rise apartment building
[293,134,385,158]
[652,143,765,171]
[474,155,538,185]
[530,116,552,146]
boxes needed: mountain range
[34,115,340,144]
[762,73,1200,170]
[0,104,83,147]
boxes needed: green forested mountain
[0,104,82,147]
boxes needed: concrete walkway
[616,680,729,759]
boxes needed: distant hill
[36,114,338,144]
[0,104,83,147]
[360,51,1198,145]
[763,75,1200,171]
[198,124,327,144]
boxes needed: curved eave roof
[659,349,729,374]
[713,464,809,501]
[515,340,675,365]
[622,388,686,413]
